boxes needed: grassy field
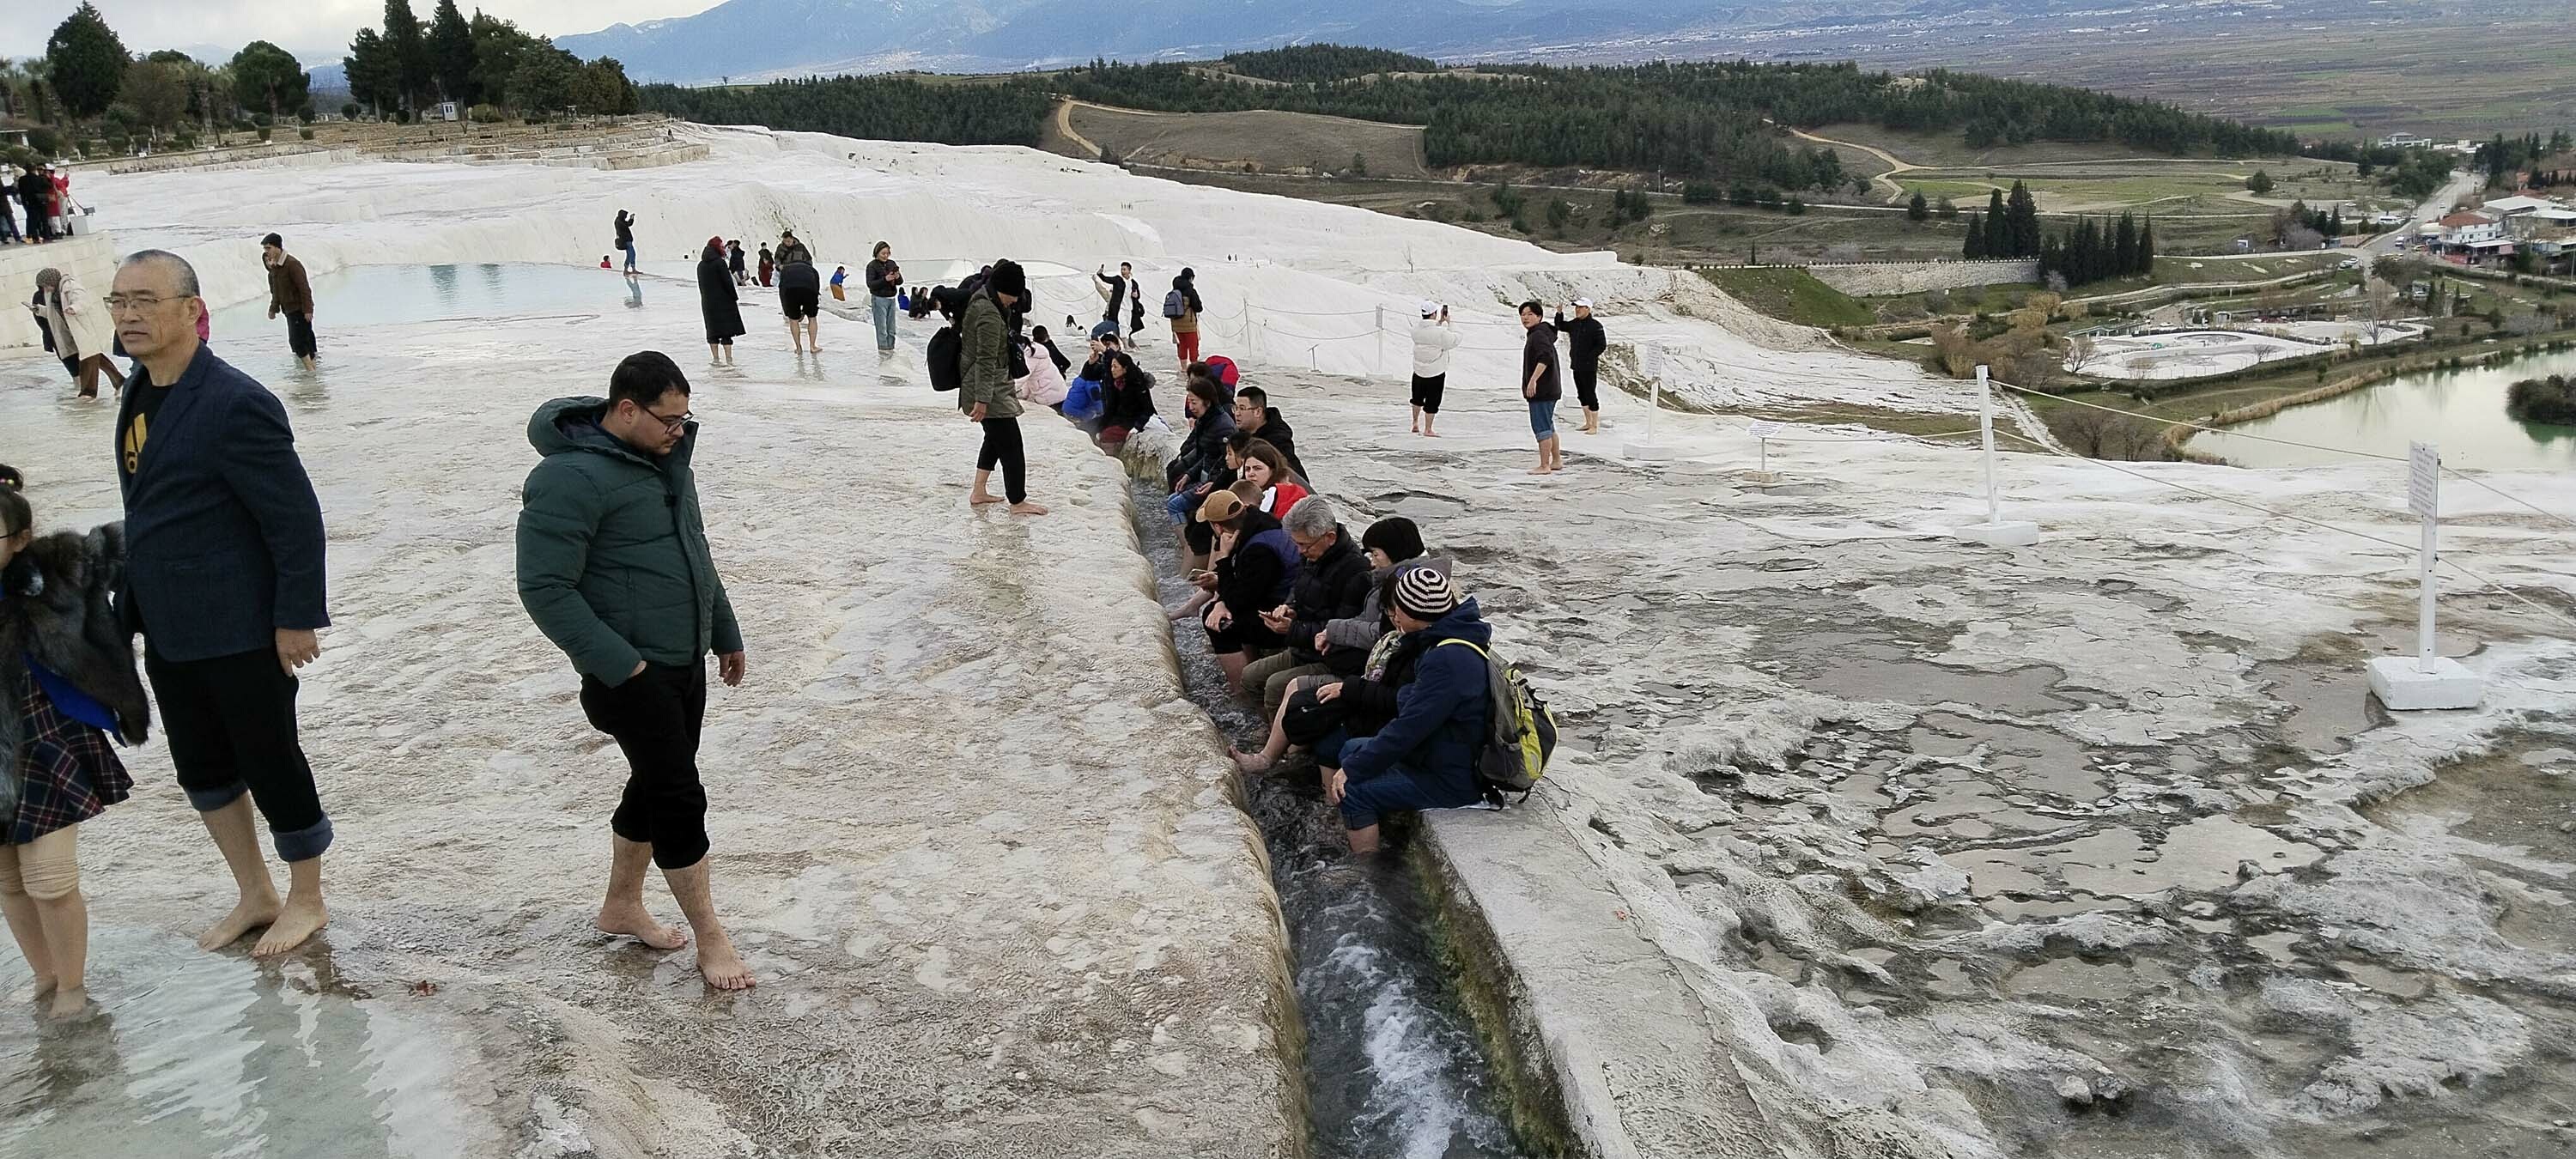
[1062,103,1431,179]
[1697,269,1875,329]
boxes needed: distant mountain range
[555,0,1765,84]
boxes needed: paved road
[2355,168,2479,258]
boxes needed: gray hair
[1282,495,1339,539]
[119,250,203,298]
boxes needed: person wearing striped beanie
[1324,567,1492,855]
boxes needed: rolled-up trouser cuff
[185,781,250,812]
[272,816,334,863]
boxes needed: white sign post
[2367,441,2483,709]
[1623,344,1676,462]
[1947,365,2041,547]
[1747,421,1780,477]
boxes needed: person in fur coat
[0,489,149,1017]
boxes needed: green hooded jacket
[516,397,742,686]
[957,288,1023,419]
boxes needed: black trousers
[146,646,334,863]
[1572,361,1600,411]
[977,416,1027,504]
[1410,373,1447,414]
[284,311,318,358]
[579,662,710,871]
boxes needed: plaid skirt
[9,679,131,844]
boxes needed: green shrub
[2507,374,2576,424]
[298,126,315,141]
[469,104,507,124]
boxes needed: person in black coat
[1230,386,1309,482]
[1243,497,1373,713]
[1096,352,1156,450]
[696,239,744,364]
[1552,299,1607,434]
[613,210,636,273]
[1197,486,1300,692]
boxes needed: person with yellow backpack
[1322,569,1504,855]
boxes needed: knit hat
[1197,488,1248,524]
[987,258,1029,300]
[1393,567,1458,620]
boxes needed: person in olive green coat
[963,259,1046,515]
[513,350,755,991]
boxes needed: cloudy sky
[3,0,716,63]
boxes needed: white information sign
[2407,441,2439,519]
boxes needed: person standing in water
[112,249,337,956]
[515,350,755,992]
[863,243,902,354]
[776,248,823,355]
[1519,300,1564,474]
[1553,298,1606,435]
[261,233,319,371]
[962,261,1046,516]
[696,239,744,365]
[31,268,125,398]
[613,209,637,274]
[726,240,746,287]
[829,264,848,302]
[0,487,148,1016]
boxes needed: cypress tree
[2006,180,2042,258]
[1984,190,2010,258]
[2113,213,2138,279]
[1908,190,1929,221]
[1965,212,1987,259]
[2136,217,2155,276]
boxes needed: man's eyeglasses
[642,405,694,433]
[103,294,177,313]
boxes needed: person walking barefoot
[0,490,149,1016]
[962,261,1048,515]
[1408,300,1458,438]
[696,239,744,366]
[1518,301,1564,474]
[112,250,337,957]
[516,351,756,991]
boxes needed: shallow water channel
[2196,345,2576,470]
[1127,481,1529,1159]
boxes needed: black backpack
[927,325,962,392]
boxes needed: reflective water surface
[208,262,635,337]
[2198,347,2576,470]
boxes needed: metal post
[1977,364,1998,526]
[1759,435,1769,476]
[1374,305,1385,375]
[2416,507,2438,671]
[1645,345,1662,446]
[2410,441,2440,671]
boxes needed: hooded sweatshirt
[515,397,742,686]
[1411,319,1461,378]
[1522,321,1562,402]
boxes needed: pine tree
[44,3,130,118]
[428,0,476,106]
[2006,180,2042,258]
[2113,213,2138,280]
[383,0,429,114]
[1965,212,1987,259]
[1907,190,1929,221]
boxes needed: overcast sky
[3,0,716,64]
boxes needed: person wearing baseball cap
[1409,300,1457,437]
[1196,482,1297,692]
[1553,297,1607,434]
[1323,567,1492,855]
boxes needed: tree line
[343,1,637,120]
[1218,45,1438,83]
[637,76,1055,148]
[9,3,319,155]
[1961,182,2043,259]
[1048,54,2306,187]
[2039,212,2156,289]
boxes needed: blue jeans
[1528,398,1558,440]
[1165,488,1195,525]
[621,243,636,271]
[1338,762,1483,830]
[871,294,898,350]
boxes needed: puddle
[0,927,495,1157]
[1779,634,2080,716]
[209,263,629,336]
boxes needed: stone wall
[1698,259,2038,296]
[1,232,121,351]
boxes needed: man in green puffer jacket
[514,350,754,992]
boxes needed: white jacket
[40,274,115,364]
[1410,319,1461,377]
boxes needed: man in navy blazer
[110,248,334,958]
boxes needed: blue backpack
[1063,374,1105,422]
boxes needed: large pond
[2195,346,2576,470]
[208,262,643,337]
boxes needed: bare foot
[197,895,283,951]
[1009,501,1048,516]
[28,974,58,1001]
[1425,430,1440,438]
[252,895,329,957]
[696,935,755,991]
[1527,465,1551,475]
[46,986,87,1018]
[597,904,689,950]
[1230,747,1275,774]
[969,491,1003,507]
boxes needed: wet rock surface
[1,274,1297,1156]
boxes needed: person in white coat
[1408,300,1461,437]
[33,268,125,399]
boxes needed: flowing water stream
[1127,480,1531,1159]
